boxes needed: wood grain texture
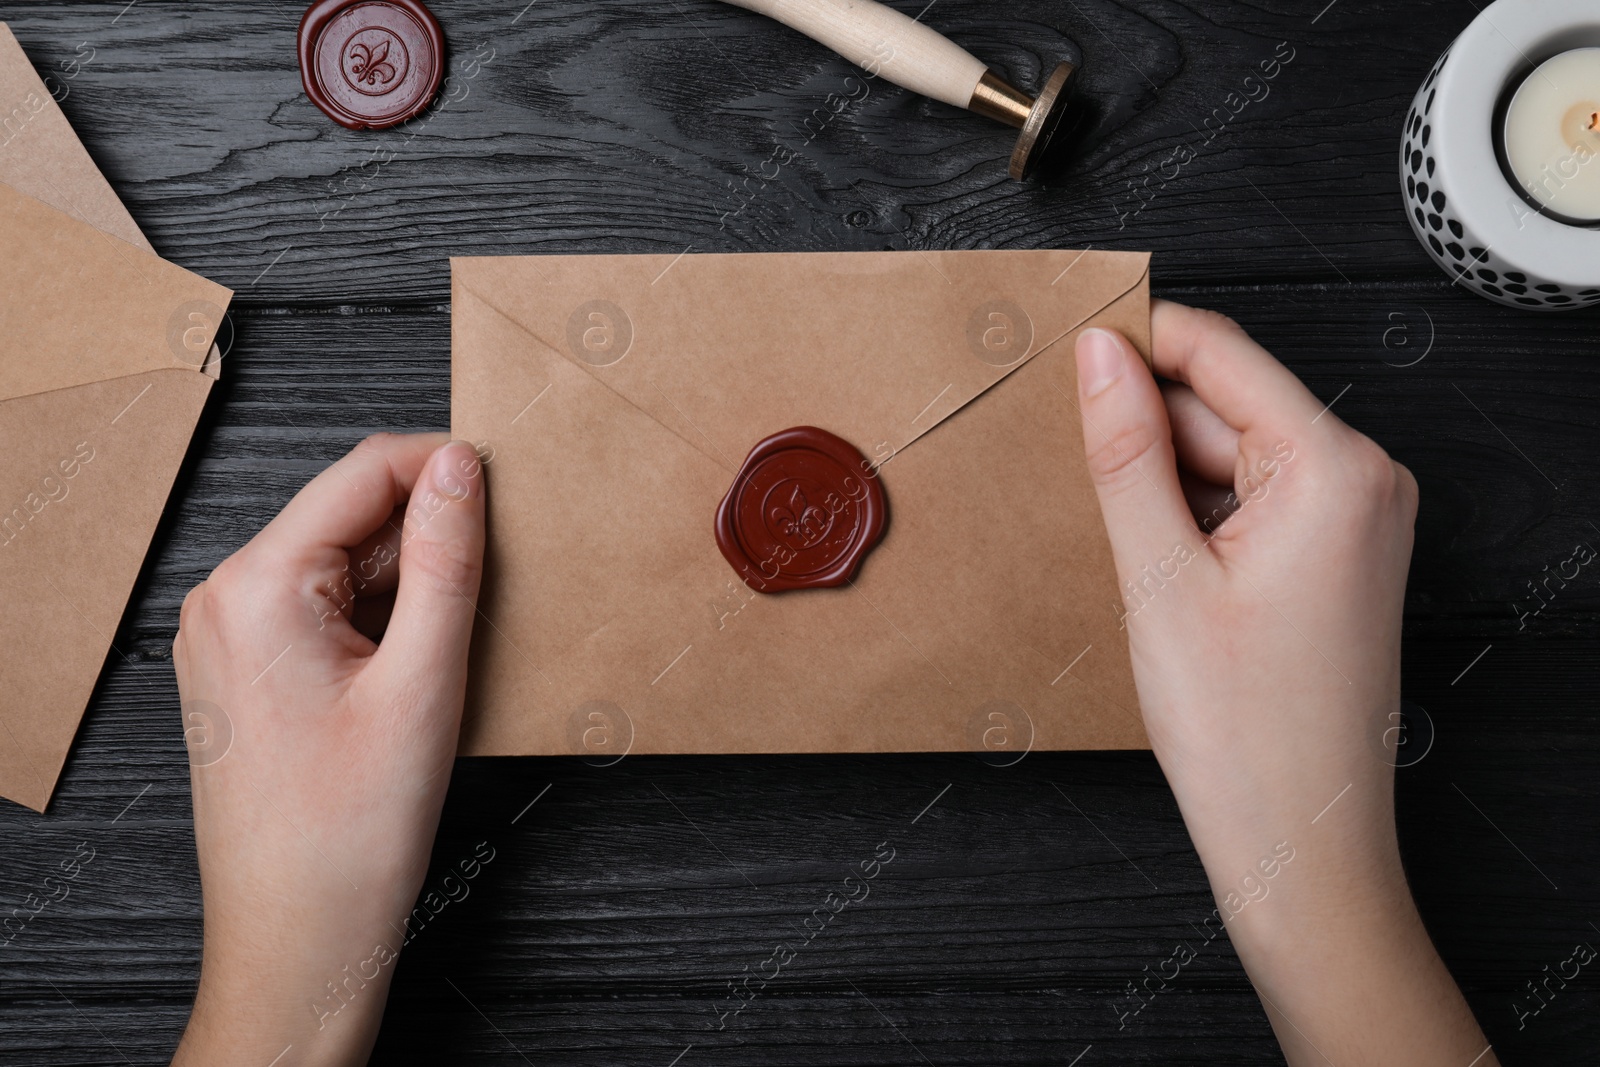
[8,0,1469,303]
[0,0,1597,1064]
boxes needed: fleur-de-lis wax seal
[299,0,443,131]
[715,427,888,594]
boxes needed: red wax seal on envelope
[716,427,887,593]
[299,0,444,131]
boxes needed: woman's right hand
[1071,300,1494,1066]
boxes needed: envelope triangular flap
[0,182,230,403]
[452,249,1150,471]
[0,367,212,810]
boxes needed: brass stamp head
[1010,62,1078,180]
[968,61,1079,180]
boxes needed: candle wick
[1591,110,1600,132]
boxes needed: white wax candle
[1502,47,1600,222]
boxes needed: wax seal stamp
[299,0,444,131]
[715,427,887,593]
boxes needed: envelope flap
[0,181,231,403]
[0,366,213,811]
[452,249,1149,471]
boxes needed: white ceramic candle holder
[1401,0,1600,310]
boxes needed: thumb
[371,440,487,708]
[1074,328,1200,580]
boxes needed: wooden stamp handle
[720,0,988,110]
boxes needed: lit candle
[1502,47,1600,223]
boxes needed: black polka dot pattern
[1401,45,1600,312]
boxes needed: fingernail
[430,440,484,500]
[1077,328,1125,398]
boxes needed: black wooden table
[2,2,1597,1063]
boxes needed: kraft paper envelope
[0,25,231,811]
[452,249,1152,757]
